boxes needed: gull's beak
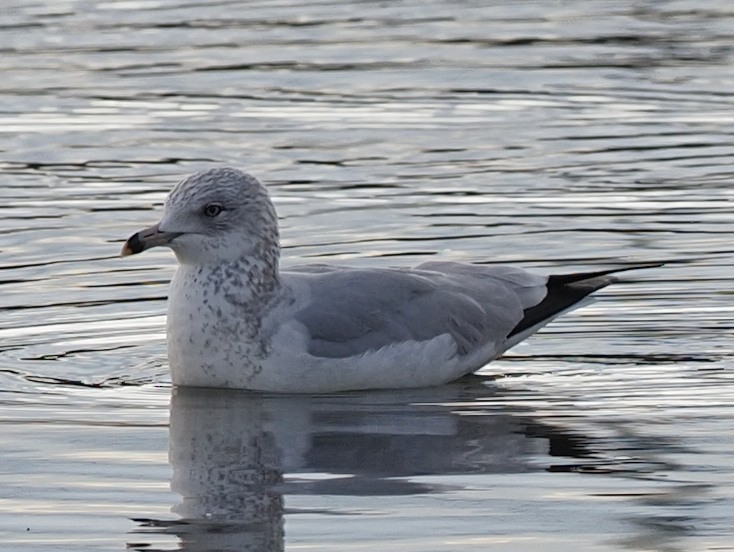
[121,223,182,257]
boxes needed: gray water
[1,1,733,550]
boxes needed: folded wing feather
[285,263,549,359]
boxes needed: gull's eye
[203,202,224,218]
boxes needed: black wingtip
[546,262,664,287]
[508,262,661,338]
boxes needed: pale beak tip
[120,231,144,257]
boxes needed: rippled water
[1,1,734,550]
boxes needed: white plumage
[122,167,656,393]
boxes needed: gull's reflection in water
[134,377,577,552]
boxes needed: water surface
[1,1,733,550]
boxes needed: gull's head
[122,167,279,266]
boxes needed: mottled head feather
[160,167,280,270]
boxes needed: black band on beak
[123,232,146,255]
[120,224,181,257]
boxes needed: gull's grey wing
[283,262,660,361]
[283,263,549,359]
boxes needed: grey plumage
[122,167,660,392]
[288,263,545,359]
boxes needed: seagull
[122,167,657,393]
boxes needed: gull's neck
[185,241,281,307]
[241,246,280,298]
